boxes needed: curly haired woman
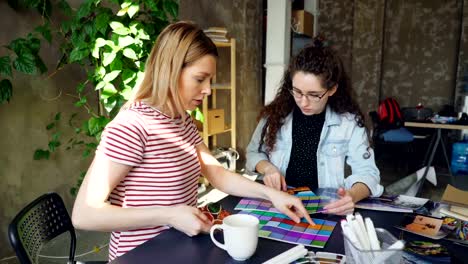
[246,42,383,215]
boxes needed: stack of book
[203,27,229,43]
[440,184,468,221]
[355,194,429,213]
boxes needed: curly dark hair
[258,44,366,154]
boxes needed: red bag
[378,97,403,129]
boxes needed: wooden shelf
[207,127,231,136]
[201,38,236,149]
[213,41,231,47]
[211,83,231,90]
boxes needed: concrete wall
[0,1,96,258]
[179,0,264,166]
[319,0,462,117]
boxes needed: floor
[2,160,467,263]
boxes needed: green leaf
[52,132,61,141]
[129,21,139,35]
[113,27,130,36]
[137,28,150,40]
[121,1,132,9]
[86,142,98,149]
[101,83,117,99]
[34,56,47,74]
[58,0,72,16]
[0,56,12,77]
[48,140,61,152]
[87,116,110,136]
[117,7,127,17]
[127,4,140,18]
[26,37,41,53]
[82,149,91,158]
[95,12,110,35]
[76,2,91,19]
[69,47,90,63]
[103,51,116,67]
[118,36,135,47]
[14,53,36,74]
[194,108,205,123]
[109,21,125,31]
[122,69,137,84]
[54,112,61,121]
[34,23,52,43]
[84,22,97,38]
[33,149,50,160]
[77,83,86,93]
[110,59,123,71]
[0,79,13,103]
[121,87,132,100]
[8,38,28,54]
[46,122,55,130]
[95,66,106,79]
[95,38,107,48]
[92,45,99,59]
[123,48,138,60]
[103,70,121,82]
[75,96,87,107]
[163,0,179,20]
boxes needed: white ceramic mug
[209,214,259,261]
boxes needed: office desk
[404,122,468,195]
[110,196,468,264]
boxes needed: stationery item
[262,245,308,264]
[372,240,405,263]
[365,217,381,250]
[349,218,371,250]
[235,190,328,214]
[238,210,336,248]
[209,214,259,261]
[440,206,468,221]
[292,251,346,264]
[343,227,404,264]
[355,194,429,213]
[403,241,451,263]
[441,184,468,206]
[395,214,448,239]
[198,173,257,207]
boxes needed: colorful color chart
[238,210,336,248]
[235,191,335,214]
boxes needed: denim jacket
[246,106,384,197]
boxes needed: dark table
[110,196,468,264]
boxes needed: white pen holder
[343,228,404,264]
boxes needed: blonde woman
[72,21,313,261]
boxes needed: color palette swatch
[238,210,336,248]
[235,191,335,214]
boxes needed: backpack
[378,97,403,129]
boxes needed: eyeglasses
[289,89,329,102]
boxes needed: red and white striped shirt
[96,102,203,261]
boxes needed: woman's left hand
[323,187,355,215]
[268,190,315,225]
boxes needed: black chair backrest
[8,192,76,264]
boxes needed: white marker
[349,218,371,250]
[262,245,308,264]
[364,217,381,250]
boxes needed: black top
[285,106,325,190]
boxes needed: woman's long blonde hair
[127,21,218,118]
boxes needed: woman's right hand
[168,205,212,236]
[263,164,287,191]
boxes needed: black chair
[8,192,107,264]
[369,111,415,173]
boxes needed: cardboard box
[207,109,225,134]
[292,10,314,37]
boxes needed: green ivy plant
[2,0,178,195]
